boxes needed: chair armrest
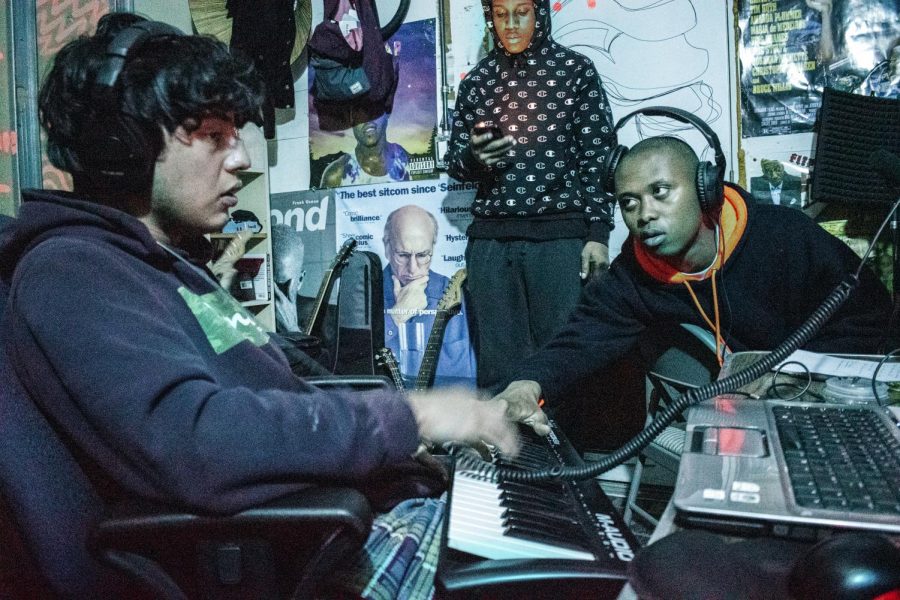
[94,486,372,542]
[91,487,373,599]
[307,375,394,392]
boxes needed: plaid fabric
[324,494,447,600]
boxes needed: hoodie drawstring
[681,225,729,367]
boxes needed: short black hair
[615,136,699,185]
[38,12,265,179]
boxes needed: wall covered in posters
[740,0,899,138]
[738,0,899,289]
[739,0,899,207]
[269,188,337,333]
[269,175,478,386]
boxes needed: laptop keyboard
[772,404,900,514]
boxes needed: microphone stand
[894,206,900,300]
[890,198,900,340]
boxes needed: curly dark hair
[38,12,265,183]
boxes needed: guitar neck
[414,309,455,390]
[303,268,335,337]
[384,355,406,391]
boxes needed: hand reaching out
[493,380,551,437]
[210,230,253,290]
[406,387,520,458]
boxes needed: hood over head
[481,0,551,57]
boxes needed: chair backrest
[639,322,720,415]
[0,216,126,597]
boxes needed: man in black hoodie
[445,0,617,392]
[496,137,894,437]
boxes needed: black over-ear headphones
[78,20,182,190]
[603,106,726,216]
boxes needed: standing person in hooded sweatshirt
[0,13,517,597]
[444,0,617,392]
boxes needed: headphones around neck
[602,106,726,216]
[78,20,182,191]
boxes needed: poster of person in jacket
[309,17,439,188]
[335,176,478,388]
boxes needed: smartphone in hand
[473,122,503,140]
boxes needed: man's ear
[155,126,182,162]
[168,117,202,151]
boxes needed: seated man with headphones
[495,108,895,435]
[0,12,517,596]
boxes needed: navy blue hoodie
[0,190,419,514]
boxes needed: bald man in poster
[382,205,477,387]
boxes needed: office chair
[623,323,719,530]
[0,222,385,599]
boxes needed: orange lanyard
[683,274,727,367]
[682,226,728,367]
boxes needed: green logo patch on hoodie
[178,287,269,354]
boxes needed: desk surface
[617,350,899,599]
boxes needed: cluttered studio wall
[2,0,898,385]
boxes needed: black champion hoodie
[445,0,617,244]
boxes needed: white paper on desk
[775,350,900,382]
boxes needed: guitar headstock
[437,268,467,312]
[330,238,358,270]
[375,347,395,368]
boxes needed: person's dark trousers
[465,237,584,393]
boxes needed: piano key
[448,475,595,561]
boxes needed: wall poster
[308,18,440,190]
[741,0,899,139]
[335,175,478,387]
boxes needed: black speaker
[78,20,182,190]
[603,107,726,216]
[811,88,900,206]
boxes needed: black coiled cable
[452,276,859,483]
